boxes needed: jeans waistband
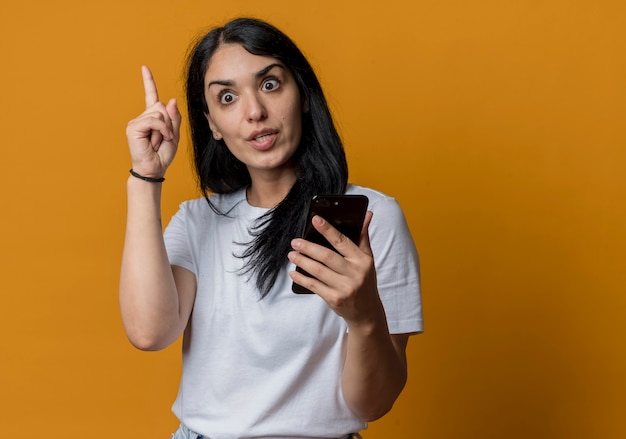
[172,423,362,439]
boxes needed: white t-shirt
[163,184,422,439]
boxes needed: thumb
[166,98,182,138]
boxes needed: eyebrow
[207,63,285,88]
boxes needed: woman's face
[204,44,303,180]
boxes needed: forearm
[119,177,182,350]
[341,303,408,421]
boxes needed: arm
[119,66,195,351]
[119,178,196,351]
[289,212,411,420]
[342,320,410,421]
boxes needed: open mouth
[255,133,274,142]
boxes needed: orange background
[1,0,625,437]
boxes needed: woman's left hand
[290,211,410,421]
[288,211,386,327]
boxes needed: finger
[311,215,356,257]
[290,233,346,280]
[153,103,174,140]
[358,211,374,256]
[289,266,325,296]
[127,114,171,140]
[288,251,339,295]
[143,102,175,141]
[142,65,159,108]
[140,107,174,143]
[150,130,164,150]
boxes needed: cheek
[209,113,236,137]
[283,113,302,146]
[284,103,303,133]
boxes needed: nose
[244,92,267,122]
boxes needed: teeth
[255,134,272,142]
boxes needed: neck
[246,168,297,208]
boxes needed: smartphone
[292,194,369,294]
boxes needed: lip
[247,128,278,141]
[247,128,279,150]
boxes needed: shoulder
[345,184,405,221]
[346,184,396,204]
[346,184,416,250]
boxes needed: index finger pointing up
[142,65,159,108]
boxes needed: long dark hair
[185,18,348,298]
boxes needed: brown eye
[219,91,236,105]
[262,78,280,91]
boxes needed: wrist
[127,174,163,195]
[129,168,165,183]
[346,302,390,337]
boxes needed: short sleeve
[163,202,197,275]
[369,197,423,335]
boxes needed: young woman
[121,17,422,439]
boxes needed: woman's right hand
[126,66,181,179]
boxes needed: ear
[302,95,310,113]
[205,112,223,140]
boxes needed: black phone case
[292,194,369,294]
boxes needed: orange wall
[1,0,625,437]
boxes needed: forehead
[204,43,285,82]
